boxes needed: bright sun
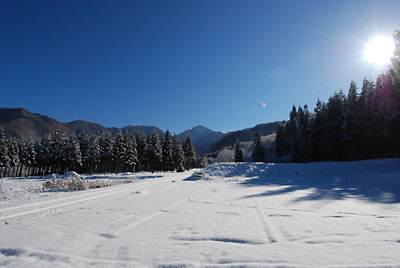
[365,36,395,65]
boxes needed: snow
[1,159,400,267]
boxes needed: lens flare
[262,102,267,108]
[364,36,395,65]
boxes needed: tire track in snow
[248,189,281,243]
[113,187,206,236]
[104,182,183,227]
[0,178,157,213]
[0,246,146,267]
[0,177,180,224]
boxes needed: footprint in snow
[99,233,117,239]
[268,214,292,217]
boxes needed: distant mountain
[0,108,71,140]
[206,121,281,154]
[0,108,281,157]
[110,125,164,139]
[0,108,163,140]
[176,125,225,154]
[66,120,109,135]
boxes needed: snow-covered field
[1,159,400,268]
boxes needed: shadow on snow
[222,159,400,203]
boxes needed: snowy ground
[1,159,400,268]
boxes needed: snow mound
[61,171,81,179]
[42,174,60,180]
[203,162,270,179]
[203,158,400,182]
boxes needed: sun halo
[364,36,395,65]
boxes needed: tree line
[0,128,199,177]
[275,30,400,162]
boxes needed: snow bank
[202,159,400,189]
[202,159,400,203]
[203,158,400,181]
[60,171,81,179]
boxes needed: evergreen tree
[275,121,290,156]
[343,81,360,159]
[162,130,174,171]
[37,134,52,175]
[63,135,82,173]
[358,78,375,158]
[78,134,91,173]
[19,139,37,177]
[234,138,244,162]
[289,116,301,162]
[18,141,28,177]
[183,136,196,169]
[7,137,20,177]
[146,132,162,172]
[112,132,127,174]
[0,127,10,177]
[172,135,184,170]
[124,135,138,172]
[310,99,327,161]
[135,133,147,171]
[51,130,68,173]
[325,91,346,160]
[296,105,311,161]
[252,131,266,162]
[86,136,101,174]
[99,133,114,173]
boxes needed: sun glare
[364,36,395,65]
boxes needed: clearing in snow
[1,159,400,268]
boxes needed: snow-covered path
[1,160,400,267]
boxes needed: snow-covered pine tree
[51,129,68,174]
[26,139,37,176]
[78,133,91,173]
[0,126,10,177]
[135,133,147,171]
[172,135,184,170]
[183,136,196,169]
[86,136,101,174]
[63,135,82,173]
[18,141,27,177]
[99,133,114,173]
[252,131,266,162]
[234,138,243,162]
[124,135,138,172]
[8,137,20,177]
[146,132,162,172]
[162,130,174,171]
[37,134,52,175]
[18,140,37,177]
[112,131,127,174]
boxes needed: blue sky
[1,0,400,133]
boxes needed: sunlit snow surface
[1,159,400,268]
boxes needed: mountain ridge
[0,107,280,155]
[176,125,225,154]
